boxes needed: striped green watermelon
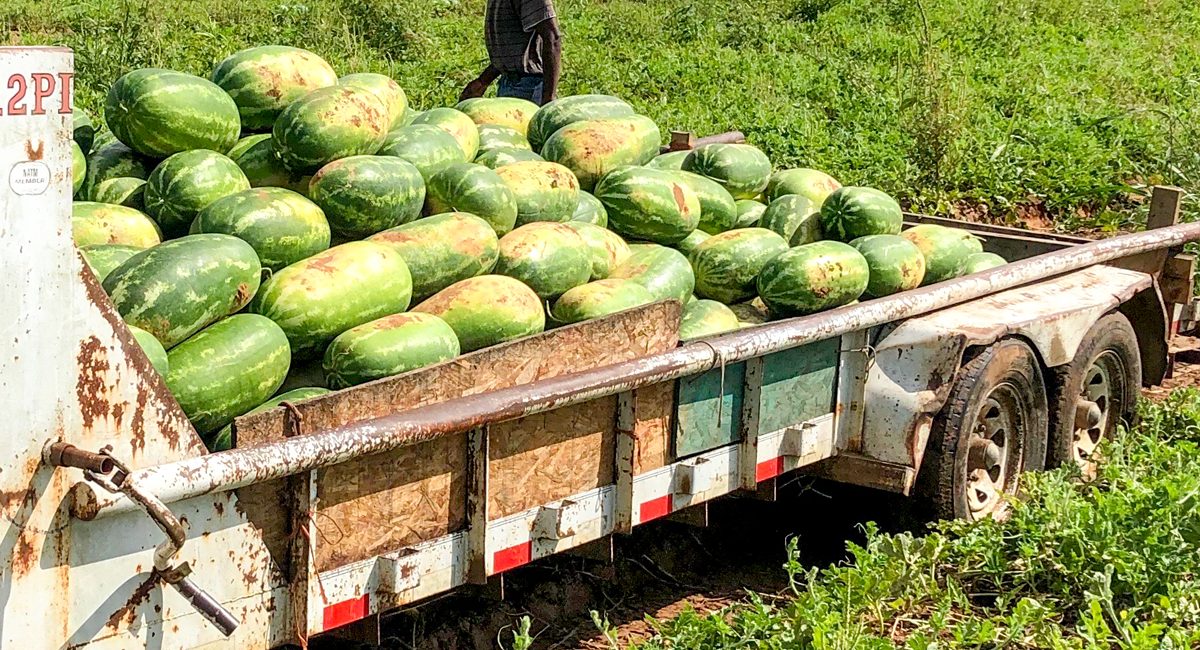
[212,46,338,131]
[609,244,695,304]
[762,194,821,245]
[680,299,741,340]
[323,312,460,389]
[848,234,926,297]
[128,324,169,376]
[565,221,631,280]
[378,124,467,180]
[819,186,903,242]
[192,187,331,271]
[765,168,841,204]
[250,241,412,358]
[82,140,154,200]
[81,244,142,284]
[91,177,147,209]
[673,229,711,257]
[457,97,540,134]
[228,134,312,195]
[368,212,500,302]
[757,241,869,317]
[594,166,700,245]
[72,141,86,196]
[495,222,593,299]
[143,149,250,236]
[645,150,689,171]
[273,85,389,171]
[165,314,290,436]
[476,147,544,169]
[72,202,161,248]
[92,128,117,150]
[550,279,655,325]
[734,199,766,228]
[677,171,738,234]
[308,155,426,238]
[900,225,984,285]
[227,133,268,160]
[412,275,545,352]
[426,163,519,235]
[412,108,480,160]
[74,111,96,154]
[477,124,531,154]
[210,386,330,450]
[527,94,634,151]
[105,68,241,157]
[495,160,581,225]
[730,298,770,327]
[682,143,771,200]
[690,228,789,304]
[339,73,409,129]
[962,251,1006,274]
[540,115,661,190]
[571,191,608,226]
[104,234,262,348]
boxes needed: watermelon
[212,46,339,131]
[104,234,262,348]
[228,134,312,195]
[457,97,540,134]
[105,68,241,157]
[475,147,544,169]
[72,141,86,196]
[82,140,154,200]
[819,186,903,242]
[192,187,331,271]
[680,299,741,340]
[690,228,789,304]
[527,94,635,150]
[962,252,1007,274]
[540,115,661,191]
[477,124,531,153]
[210,386,329,451]
[250,241,412,358]
[645,150,689,171]
[494,222,593,299]
[595,166,700,245]
[165,314,291,436]
[308,155,426,238]
[761,194,821,245]
[323,312,460,389]
[227,133,268,160]
[495,160,581,225]
[681,143,771,200]
[900,225,984,284]
[272,85,389,171]
[734,199,766,228]
[674,229,711,257]
[765,168,842,204]
[92,177,147,209]
[127,324,170,376]
[550,279,656,325]
[756,241,870,317]
[730,298,770,326]
[74,111,96,154]
[92,128,117,150]
[72,202,161,248]
[425,163,519,235]
[677,171,738,234]
[400,107,422,126]
[412,275,545,352]
[571,191,608,226]
[412,108,480,160]
[848,234,926,297]
[565,221,631,280]
[609,244,695,304]
[81,244,142,283]
[369,212,499,301]
[339,73,409,129]
[378,124,466,180]
[143,149,250,236]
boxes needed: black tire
[1046,312,1141,477]
[915,338,1048,521]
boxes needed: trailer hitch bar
[47,443,239,637]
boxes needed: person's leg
[498,74,544,104]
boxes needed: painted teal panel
[758,338,839,434]
[674,360,746,458]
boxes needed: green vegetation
[5,0,1199,228]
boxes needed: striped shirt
[485,0,556,75]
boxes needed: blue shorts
[498,74,544,105]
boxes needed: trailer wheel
[1046,312,1141,478]
[917,338,1047,521]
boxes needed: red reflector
[638,495,672,523]
[756,457,784,482]
[322,593,369,631]
[493,541,532,573]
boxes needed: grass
[4,0,1200,229]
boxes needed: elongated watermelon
[673,229,711,257]
[609,243,695,304]
[104,234,262,348]
[143,149,250,236]
[212,46,338,131]
[92,177,147,209]
[595,166,700,245]
[475,147,544,169]
[690,228,789,304]
[495,222,593,299]
[477,124,531,154]
[368,212,500,301]
[82,140,155,200]
[848,234,926,297]
[900,225,984,285]
[339,73,408,129]
[681,143,772,200]
[819,186,903,242]
[105,68,241,157]
[495,160,581,225]
[412,108,480,160]
[962,251,1006,274]
[308,155,426,238]
[127,324,170,376]
[565,221,631,280]
[457,97,540,134]
[412,275,545,352]
[192,187,331,271]
[74,110,96,155]
[323,312,460,389]
[210,386,329,451]
[82,244,142,283]
[571,191,608,226]
[378,124,466,180]
[645,150,689,171]
[540,115,661,191]
[765,168,842,204]
[527,94,635,150]
[550,279,655,324]
[756,241,869,317]
[250,241,412,358]
[677,170,738,234]
[426,163,519,235]
[229,134,312,195]
[680,299,741,340]
[72,141,86,196]
[761,194,821,245]
[734,199,766,228]
[165,314,290,436]
[72,202,161,248]
[273,85,389,171]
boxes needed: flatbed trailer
[2,48,1198,648]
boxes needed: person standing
[460,0,561,106]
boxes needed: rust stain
[105,574,157,630]
[24,139,44,161]
[76,335,111,429]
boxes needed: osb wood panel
[633,382,674,474]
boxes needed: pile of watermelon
[70,45,1006,452]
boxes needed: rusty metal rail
[71,217,1200,521]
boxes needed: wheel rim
[965,383,1022,519]
[1072,350,1121,476]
